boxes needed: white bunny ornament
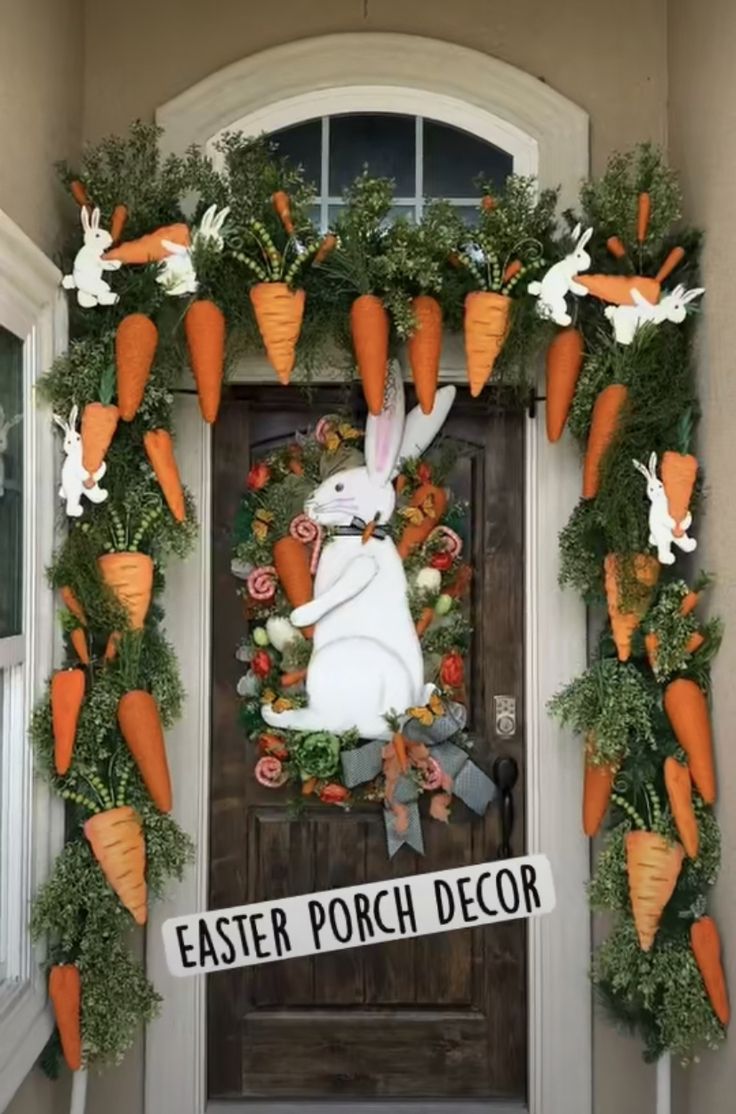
[157,204,230,297]
[528,224,593,326]
[633,452,697,566]
[262,366,456,740]
[605,284,705,346]
[53,405,108,517]
[62,207,121,308]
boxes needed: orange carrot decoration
[392,731,409,774]
[118,691,173,813]
[313,233,337,266]
[110,204,128,244]
[626,830,684,951]
[70,180,91,208]
[583,735,617,837]
[115,314,158,421]
[575,274,661,306]
[396,483,448,560]
[273,536,313,635]
[104,223,190,264]
[655,246,686,283]
[606,236,627,259]
[636,192,651,243]
[49,964,82,1071]
[604,553,660,662]
[84,806,147,924]
[463,291,511,397]
[51,668,86,776]
[681,590,700,616]
[60,585,86,626]
[143,430,186,523]
[503,259,522,283]
[691,916,731,1025]
[81,401,119,475]
[415,606,435,638]
[272,191,295,235]
[98,553,154,663]
[70,627,90,666]
[407,295,442,414]
[350,293,389,415]
[664,757,699,859]
[545,327,584,443]
[582,384,629,499]
[661,450,698,537]
[664,678,716,804]
[184,299,226,423]
[250,283,306,387]
[281,669,307,688]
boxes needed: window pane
[330,114,415,195]
[0,327,23,639]
[270,120,322,190]
[423,120,513,198]
[328,203,415,227]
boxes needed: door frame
[146,33,590,1114]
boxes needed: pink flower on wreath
[255,756,288,788]
[422,757,444,792]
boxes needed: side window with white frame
[0,210,65,1110]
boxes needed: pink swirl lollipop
[247,565,277,602]
[314,415,338,444]
[429,525,463,559]
[290,513,323,574]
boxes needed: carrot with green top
[49,965,82,1071]
[51,668,86,775]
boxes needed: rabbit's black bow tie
[333,515,387,541]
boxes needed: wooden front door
[208,385,526,1104]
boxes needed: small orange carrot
[626,830,684,952]
[681,590,700,616]
[60,585,86,626]
[350,293,389,415]
[545,327,584,443]
[661,451,698,537]
[583,735,617,838]
[81,401,119,475]
[407,295,442,414]
[416,606,435,638]
[604,553,659,662]
[302,777,317,796]
[51,669,85,775]
[691,916,730,1025]
[606,236,627,259]
[85,806,147,924]
[392,731,409,774]
[281,669,307,687]
[70,180,90,208]
[184,299,226,422]
[656,246,686,283]
[664,757,699,859]
[250,283,305,388]
[110,204,128,244]
[143,429,186,522]
[481,195,496,211]
[49,965,82,1071]
[272,191,295,235]
[116,314,158,421]
[70,627,90,666]
[637,192,651,243]
[118,690,172,813]
[503,259,522,283]
[313,233,337,266]
[664,678,716,804]
[464,291,511,397]
[582,384,629,499]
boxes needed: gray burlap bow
[340,702,498,858]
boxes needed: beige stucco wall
[0,0,83,255]
[669,1,736,1110]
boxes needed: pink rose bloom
[422,757,443,792]
[255,756,288,788]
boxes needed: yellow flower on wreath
[324,421,361,454]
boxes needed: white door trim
[149,33,590,1114]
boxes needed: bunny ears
[364,363,456,487]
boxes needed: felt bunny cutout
[632,452,697,566]
[528,224,593,326]
[53,405,108,517]
[605,284,705,345]
[157,204,230,296]
[0,405,22,498]
[62,207,121,308]
[262,364,456,740]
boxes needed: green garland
[30,123,725,1077]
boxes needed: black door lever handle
[492,755,519,860]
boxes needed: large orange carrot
[60,586,86,626]
[273,536,313,635]
[350,293,389,415]
[626,830,684,951]
[70,627,90,665]
[661,450,698,537]
[81,401,119,475]
[272,191,294,235]
[637,192,651,242]
[583,734,617,837]
[313,233,337,266]
[118,691,172,813]
[407,295,442,415]
[49,965,82,1071]
[545,327,584,443]
[582,384,629,499]
[51,669,85,776]
[664,757,699,859]
[691,917,731,1025]
[606,236,627,259]
[184,299,226,423]
[104,223,190,264]
[664,678,716,804]
[84,806,147,924]
[143,430,185,522]
[604,553,659,662]
[116,314,158,421]
[110,204,128,244]
[575,274,661,306]
[656,247,686,283]
[464,291,511,397]
[396,483,448,560]
[98,553,153,632]
[250,282,306,387]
